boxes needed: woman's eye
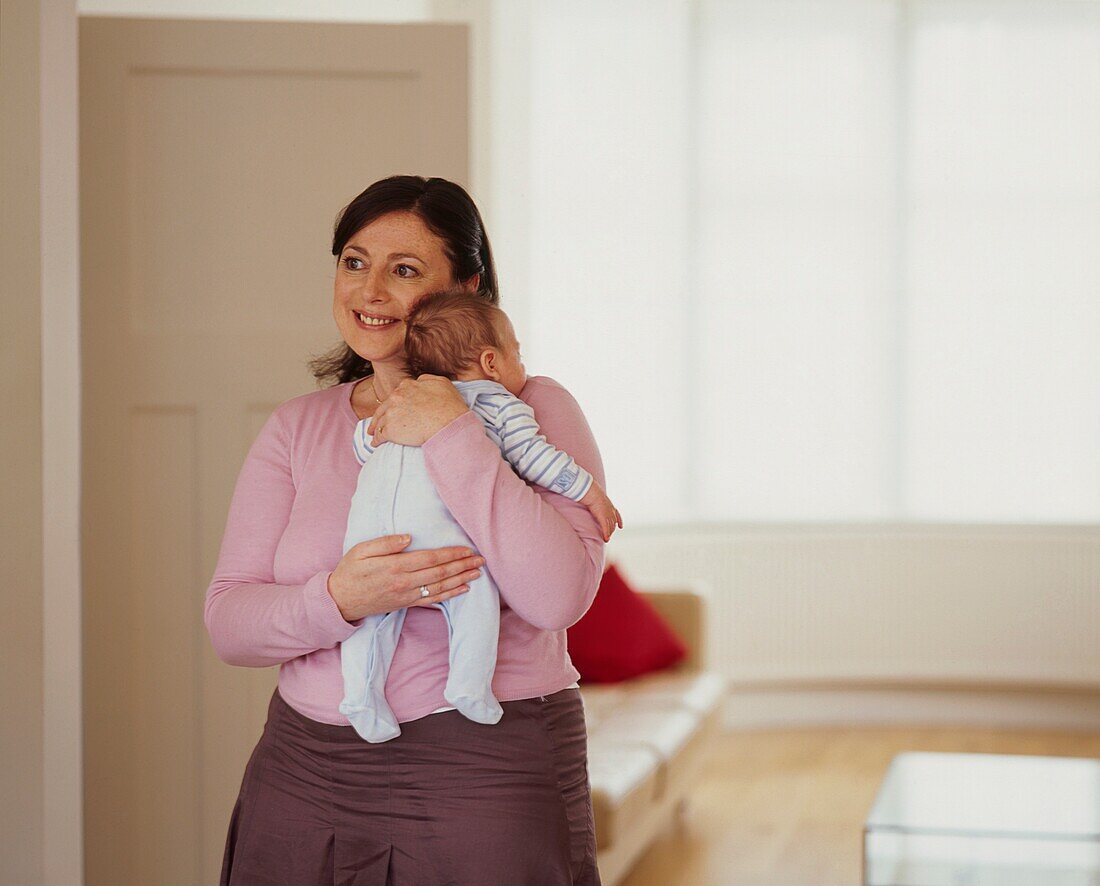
[395,264,418,278]
[342,256,364,271]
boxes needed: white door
[79,17,468,885]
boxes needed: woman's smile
[353,310,401,330]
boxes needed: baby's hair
[404,288,510,380]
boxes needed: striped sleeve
[352,418,375,465]
[489,394,594,501]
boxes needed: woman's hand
[326,533,485,623]
[367,374,469,447]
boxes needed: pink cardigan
[203,375,606,724]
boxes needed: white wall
[77,0,431,19]
[73,0,1100,734]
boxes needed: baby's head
[404,289,527,395]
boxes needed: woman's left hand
[367,374,470,447]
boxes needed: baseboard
[722,685,1100,732]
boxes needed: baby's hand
[580,483,623,542]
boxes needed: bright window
[519,0,1100,524]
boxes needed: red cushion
[566,562,688,684]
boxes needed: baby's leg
[338,448,409,742]
[438,569,503,725]
[338,607,407,743]
[386,447,502,723]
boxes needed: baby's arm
[488,393,622,539]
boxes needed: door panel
[79,17,468,885]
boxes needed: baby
[338,289,622,743]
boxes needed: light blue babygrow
[338,379,595,743]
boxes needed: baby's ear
[478,347,497,375]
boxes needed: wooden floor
[620,726,1100,886]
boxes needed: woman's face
[333,210,475,368]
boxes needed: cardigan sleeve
[202,407,364,667]
[420,377,607,632]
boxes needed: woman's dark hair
[308,175,500,386]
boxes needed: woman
[204,175,606,885]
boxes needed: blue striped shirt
[352,379,594,501]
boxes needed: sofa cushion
[588,706,701,798]
[581,669,727,855]
[585,737,662,851]
[658,705,721,796]
[577,685,628,730]
[567,562,688,683]
[614,671,727,716]
[580,672,726,726]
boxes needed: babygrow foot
[346,709,401,743]
[339,699,402,743]
[446,693,504,725]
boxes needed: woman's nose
[361,269,390,301]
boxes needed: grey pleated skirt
[219,684,601,885]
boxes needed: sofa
[579,584,727,885]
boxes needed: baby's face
[492,314,527,396]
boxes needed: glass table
[864,751,1100,885]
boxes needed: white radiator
[606,524,1100,689]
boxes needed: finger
[411,585,469,606]
[352,534,411,557]
[407,558,484,590]
[409,575,475,606]
[367,401,388,436]
[371,417,388,445]
[397,545,478,571]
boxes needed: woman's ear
[463,272,481,293]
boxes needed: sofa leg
[673,797,690,836]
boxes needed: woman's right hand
[326,534,484,623]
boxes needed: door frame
[41,1,84,884]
